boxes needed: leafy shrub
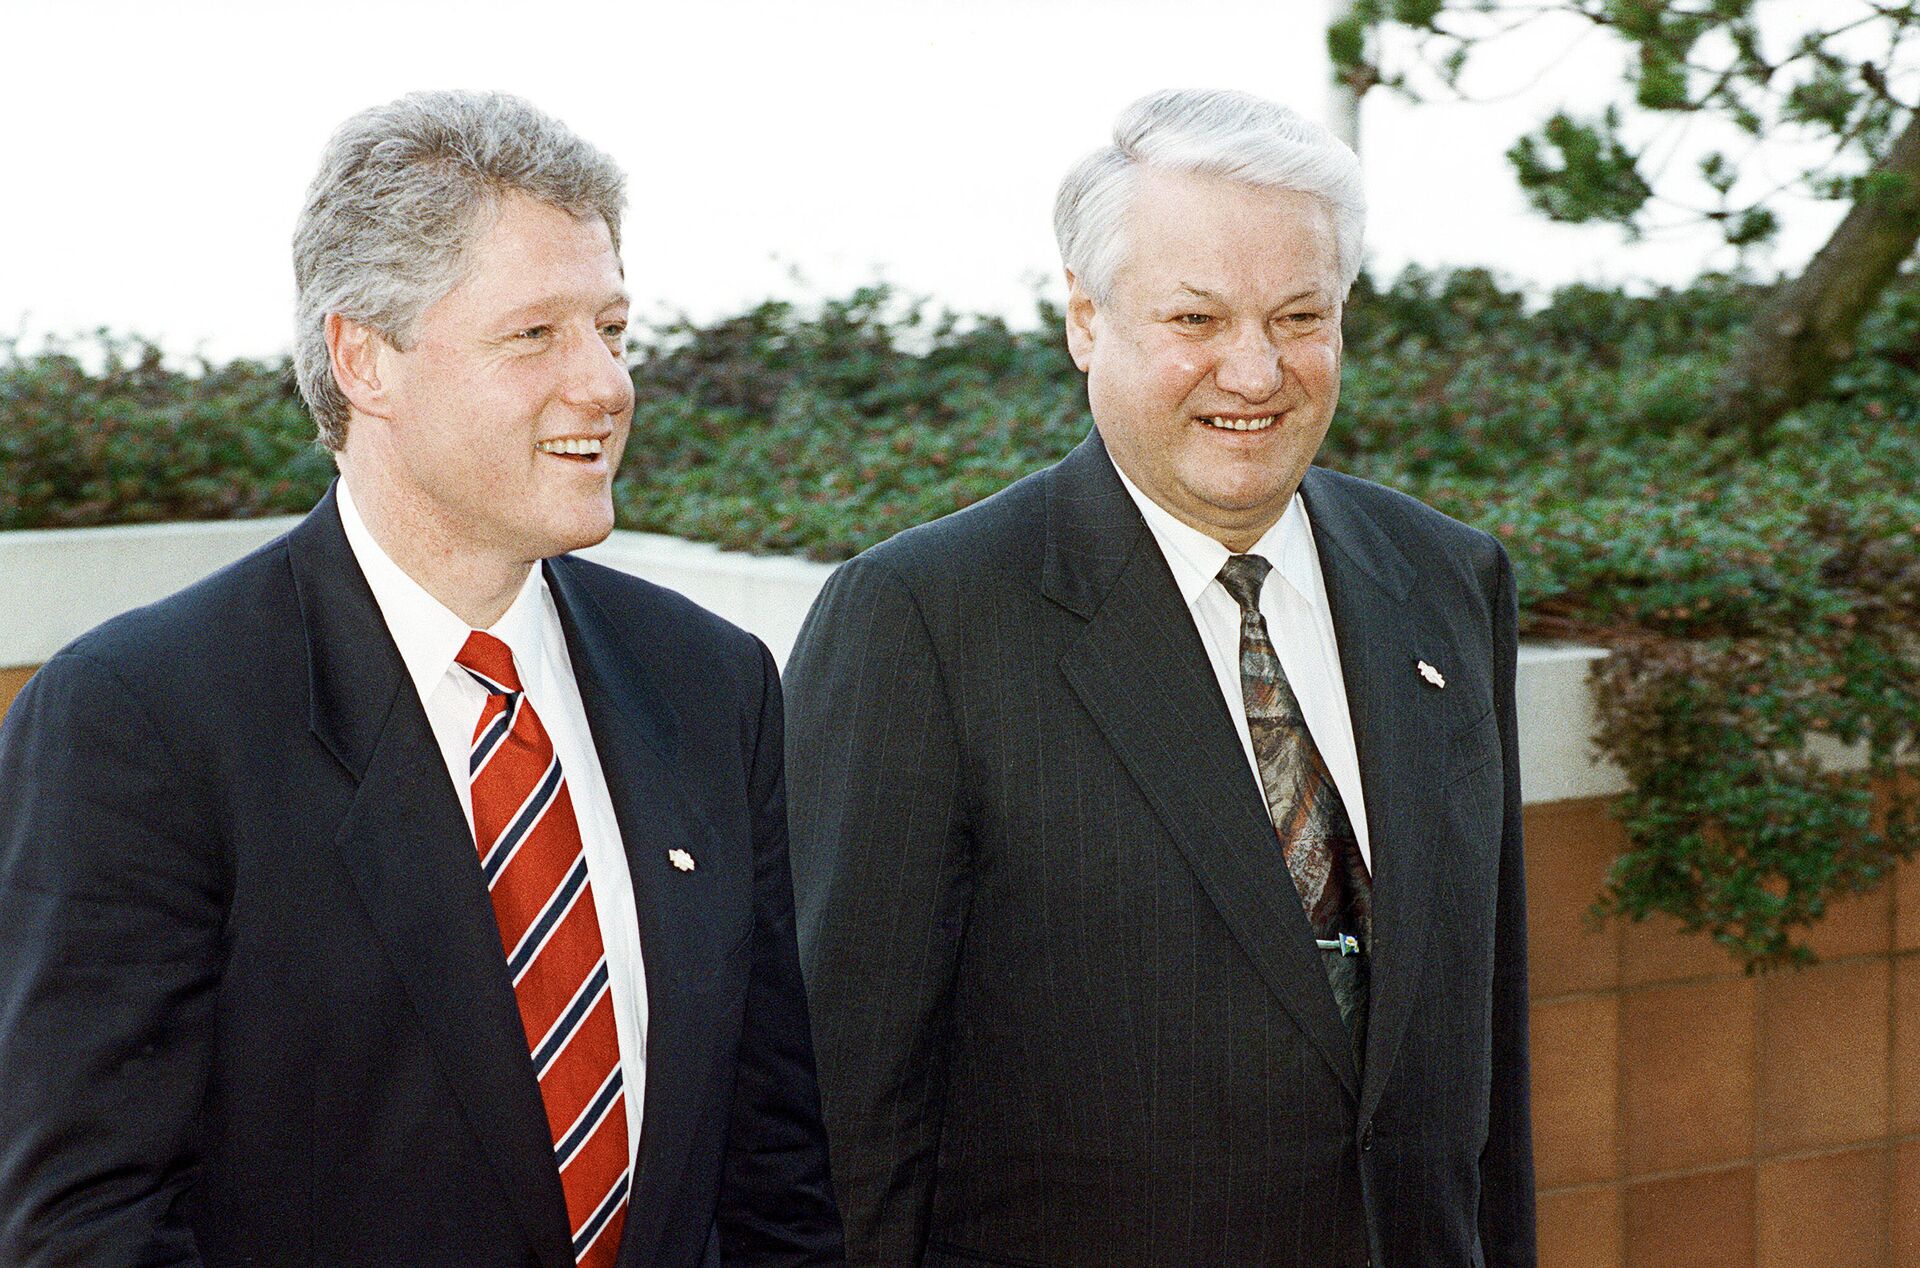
[3,269,1917,967]
[0,334,330,528]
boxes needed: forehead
[1114,170,1339,299]
[445,193,626,313]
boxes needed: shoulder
[46,530,304,702]
[1308,467,1495,553]
[2,531,305,818]
[783,459,1069,687]
[856,460,1053,584]
[550,553,760,654]
[1305,466,1507,592]
[545,554,775,715]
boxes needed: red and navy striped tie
[459,631,629,1267]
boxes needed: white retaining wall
[1,516,1632,804]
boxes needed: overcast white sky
[0,0,1849,363]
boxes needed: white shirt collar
[336,478,549,698]
[1109,454,1322,610]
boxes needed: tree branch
[1703,105,1920,441]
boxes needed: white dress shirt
[1112,461,1373,871]
[337,480,648,1158]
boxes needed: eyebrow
[502,289,632,322]
[1171,283,1326,307]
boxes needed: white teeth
[536,437,604,455]
[1204,416,1277,432]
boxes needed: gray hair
[292,90,626,448]
[1054,88,1366,302]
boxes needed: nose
[560,324,635,418]
[1212,322,1282,402]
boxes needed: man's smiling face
[1067,169,1344,552]
[372,191,635,570]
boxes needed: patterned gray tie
[1217,553,1373,1065]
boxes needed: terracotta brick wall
[0,666,34,720]
[1527,796,1917,1265]
[1,664,1912,1261]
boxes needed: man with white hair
[0,91,842,1266]
[785,89,1535,1265]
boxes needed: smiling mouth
[534,437,606,461]
[1200,415,1278,432]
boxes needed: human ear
[1064,271,1098,373]
[326,314,397,421]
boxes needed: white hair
[1054,88,1366,302]
[292,90,626,449]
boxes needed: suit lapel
[289,487,575,1266]
[544,558,737,1265]
[1047,436,1360,1098]
[1297,468,1453,1124]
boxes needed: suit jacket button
[1361,1123,1374,1152]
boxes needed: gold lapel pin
[667,848,696,872]
[1417,659,1446,689]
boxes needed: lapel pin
[667,848,696,873]
[1416,659,1446,689]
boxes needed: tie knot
[1217,553,1273,613]
[456,630,522,695]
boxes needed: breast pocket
[1440,706,1504,870]
[1445,706,1501,788]
[1435,707,1505,982]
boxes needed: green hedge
[0,337,330,529]
[3,269,1918,966]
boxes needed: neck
[337,457,530,629]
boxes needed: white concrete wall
[1,517,1629,803]
[0,517,306,667]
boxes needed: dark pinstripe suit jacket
[785,432,1535,1267]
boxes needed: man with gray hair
[0,91,842,1266]
[785,88,1535,1265]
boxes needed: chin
[529,512,616,559]
[1197,482,1291,518]
[564,520,617,553]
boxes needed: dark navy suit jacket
[0,486,843,1266]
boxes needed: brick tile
[1621,912,1745,989]
[1879,777,1920,951]
[1895,1139,1920,1268]
[1803,881,1893,961]
[1757,960,1890,1155]
[1539,1184,1623,1268]
[1897,852,1920,953]
[1523,799,1623,999]
[1532,995,1621,1189]
[1756,1146,1890,1268]
[0,665,37,724]
[1895,956,1920,1136]
[1621,977,1756,1176]
[1623,1166,1754,1268]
